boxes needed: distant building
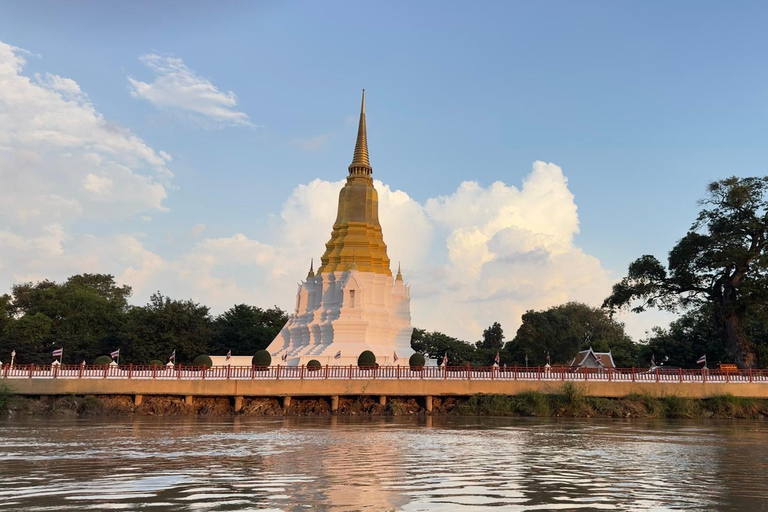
[570,347,616,368]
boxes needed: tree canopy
[506,302,638,367]
[604,176,768,368]
[0,274,289,365]
[478,322,504,351]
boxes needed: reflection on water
[0,416,767,511]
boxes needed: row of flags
[45,347,710,366]
[650,354,707,366]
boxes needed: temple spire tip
[348,90,371,175]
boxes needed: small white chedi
[267,91,414,366]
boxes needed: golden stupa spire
[306,258,315,279]
[396,262,403,281]
[348,89,372,176]
[317,91,392,276]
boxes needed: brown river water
[0,416,766,511]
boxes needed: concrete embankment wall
[6,379,768,399]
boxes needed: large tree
[477,322,505,351]
[210,304,288,355]
[2,274,131,363]
[506,302,637,367]
[120,292,213,364]
[639,305,727,368]
[411,328,477,365]
[604,177,768,368]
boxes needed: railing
[2,363,768,383]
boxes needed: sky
[1,1,767,342]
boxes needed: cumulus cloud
[34,162,612,342]
[0,41,172,228]
[128,53,253,128]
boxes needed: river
[0,416,766,511]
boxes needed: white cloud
[0,41,172,228]
[27,163,618,342]
[128,53,253,128]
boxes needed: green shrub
[93,355,112,365]
[253,350,272,367]
[409,353,425,368]
[193,355,213,367]
[516,391,551,416]
[358,350,376,367]
[663,395,701,418]
[0,383,13,415]
[307,360,322,371]
[149,360,163,366]
[707,394,761,418]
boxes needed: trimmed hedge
[307,359,322,371]
[193,355,213,367]
[94,355,112,365]
[358,350,376,367]
[149,360,163,366]
[253,350,272,367]
[409,353,426,368]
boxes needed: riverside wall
[6,378,768,400]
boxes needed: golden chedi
[267,91,413,366]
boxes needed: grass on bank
[454,385,768,419]
[0,383,14,415]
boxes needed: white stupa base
[267,269,414,366]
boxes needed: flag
[546,352,551,364]
[110,349,120,359]
[282,352,288,361]
[334,350,341,359]
[52,348,63,357]
[697,354,707,365]
[169,350,176,362]
[650,354,656,367]
[393,351,399,362]
[442,352,448,366]
[226,350,232,361]
[494,351,500,364]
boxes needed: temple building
[267,91,414,366]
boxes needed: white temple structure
[267,91,414,366]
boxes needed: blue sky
[1,1,767,340]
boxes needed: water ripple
[0,417,766,510]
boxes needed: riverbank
[2,383,767,419]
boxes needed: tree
[1,313,53,364]
[639,305,727,368]
[506,302,637,367]
[604,177,768,368]
[3,274,131,363]
[120,292,213,364]
[411,328,477,365]
[210,304,288,355]
[478,322,504,350]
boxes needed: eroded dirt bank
[4,392,768,419]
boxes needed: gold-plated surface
[348,89,372,176]
[318,91,392,276]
